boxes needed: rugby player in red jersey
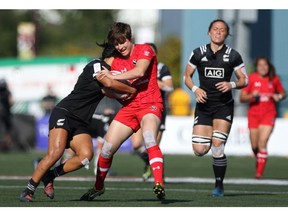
[81,22,165,200]
[240,56,286,179]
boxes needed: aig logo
[205,67,224,78]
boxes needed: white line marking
[1,185,288,195]
[1,175,288,186]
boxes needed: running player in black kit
[184,19,248,197]
[19,44,137,202]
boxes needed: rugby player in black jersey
[19,43,136,202]
[184,19,248,197]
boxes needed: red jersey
[242,73,284,115]
[111,44,162,105]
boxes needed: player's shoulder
[248,72,259,81]
[224,45,241,57]
[84,58,111,77]
[86,58,103,67]
[194,44,209,55]
[135,44,154,54]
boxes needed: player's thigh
[105,120,134,153]
[70,133,94,161]
[140,113,161,132]
[47,128,68,158]
[131,129,143,149]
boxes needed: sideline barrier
[160,116,288,156]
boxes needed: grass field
[1,151,288,210]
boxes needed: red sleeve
[136,44,155,61]
[274,75,285,93]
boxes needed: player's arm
[103,59,151,81]
[239,89,259,103]
[184,64,207,103]
[216,66,248,92]
[95,72,137,99]
[158,78,173,92]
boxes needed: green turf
[1,151,288,207]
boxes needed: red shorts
[248,111,276,128]
[113,102,163,132]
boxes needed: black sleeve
[158,64,171,81]
[188,47,201,67]
[230,50,244,69]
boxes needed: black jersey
[157,62,172,103]
[188,43,244,106]
[56,58,110,125]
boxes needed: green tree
[0,10,117,58]
[157,37,181,87]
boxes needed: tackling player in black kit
[19,44,136,202]
[184,19,248,197]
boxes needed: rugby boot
[80,187,105,201]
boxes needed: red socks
[147,145,164,186]
[95,154,113,190]
[256,150,268,178]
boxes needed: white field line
[1,175,288,186]
[1,185,288,195]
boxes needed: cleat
[153,182,165,200]
[212,187,224,197]
[255,173,263,179]
[19,190,33,202]
[142,165,152,182]
[44,182,55,199]
[80,187,105,201]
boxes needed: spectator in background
[0,78,13,151]
[41,84,58,115]
[169,85,191,116]
[240,56,286,179]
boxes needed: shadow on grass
[70,198,192,204]
[222,193,277,197]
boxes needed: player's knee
[211,130,227,158]
[101,140,113,158]
[193,145,211,157]
[211,144,225,158]
[143,130,156,149]
[192,135,212,157]
[81,150,94,162]
[212,130,228,145]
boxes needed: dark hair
[208,19,230,38]
[97,42,119,59]
[255,56,276,81]
[145,43,158,54]
[107,22,132,45]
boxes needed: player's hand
[101,66,114,79]
[194,88,207,103]
[215,81,232,93]
[272,93,281,102]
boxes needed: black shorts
[87,113,115,139]
[194,100,234,126]
[49,107,90,148]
